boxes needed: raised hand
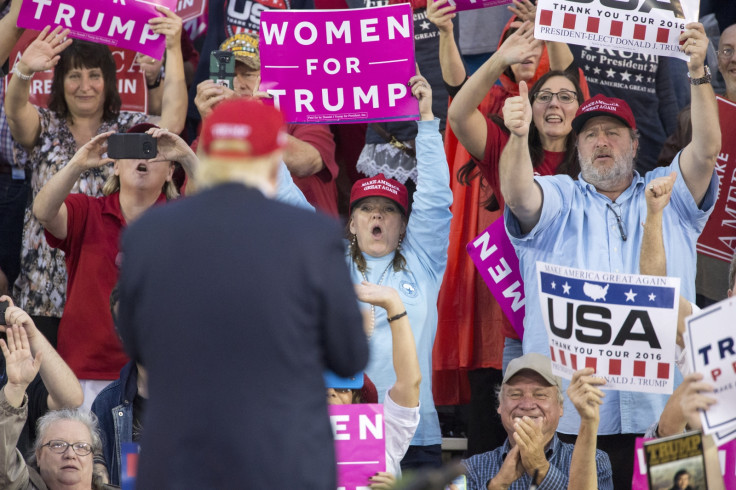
[18,25,72,75]
[503,81,532,137]
[567,368,606,423]
[496,21,543,67]
[69,131,115,170]
[680,22,708,73]
[646,171,677,215]
[149,6,183,50]
[146,127,196,164]
[1,325,42,390]
[194,79,236,120]
[427,0,456,34]
[679,372,717,430]
[488,444,524,489]
[354,281,401,312]
[409,73,433,120]
[508,0,537,24]
[368,471,396,489]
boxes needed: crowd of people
[0,0,733,488]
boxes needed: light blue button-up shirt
[504,153,718,434]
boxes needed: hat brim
[235,56,260,70]
[571,111,633,134]
[348,196,407,216]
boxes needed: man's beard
[578,143,635,192]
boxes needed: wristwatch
[688,65,711,86]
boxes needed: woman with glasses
[0,324,106,490]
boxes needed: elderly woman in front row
[0,324,109,490]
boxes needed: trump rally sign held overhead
[537,262,680,394]
[533,0,699,62]
[259,4,419,124]
[18,0,176,60]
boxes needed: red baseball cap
[571,94,637,134]
[349,173,409,215]
[200,98,287,159]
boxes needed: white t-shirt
[383,389,420,478]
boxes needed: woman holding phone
[31,125,197,408]
[4,10,186,386]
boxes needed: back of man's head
[196,99,287,191]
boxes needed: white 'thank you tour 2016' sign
[533,0,700,61]
[537,262,680,394]
[685,296,736,444]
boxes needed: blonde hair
[102,170,178,200]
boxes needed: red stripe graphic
[634,24,647,40]
[550,346,556,362]
[540,9,553,26]
[586,357,597,372]
[563,13,576,30]
[610,20,623,37]
[634,360,646,377]
[656,27,669,43]
[587,17,600,33]
[609,359,621,376]
[559,349,567,366]
[657,362,669,379]
[570,353,578,370]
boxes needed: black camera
[107,133,158,160]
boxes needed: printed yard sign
[329,403,386,490]
[534,0,700,61]
[696,96,736,263]
[175,0,205,23]
[446,0,512,14]
[467,217,525,339]
[7,30,147,113]
[537,262,680,394]
[684,296,736,437]
[18,0,176,59]
[259,4,419,124]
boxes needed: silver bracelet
[12,65,33,81]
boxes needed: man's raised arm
[499,81,543,234]
[678,22,721,205]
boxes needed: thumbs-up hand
[502,80,532,137]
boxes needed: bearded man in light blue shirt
[497,22,721,490]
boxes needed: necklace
[360,260,393,339]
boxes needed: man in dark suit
[116,98,369,489]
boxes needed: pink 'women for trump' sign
[329,403,386,490]
[259,4,419,124]
[17,0,176,59]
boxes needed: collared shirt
[504,154,718,434]
[463,435,613,490]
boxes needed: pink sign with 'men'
[467,217,525,339]
[329,403,386,490]
[18,0,176,59]
[448,0,512,13]
[260,5,419,124]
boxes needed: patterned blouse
[13,108,148,317]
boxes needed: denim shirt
[91,362,139,486]
[504,153,718,434]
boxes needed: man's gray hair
[494,382,565,410]
[730,251,736,291]
[28,409,102,464]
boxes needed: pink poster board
[17,0,176,59]
[448,0,512,13]
[632,437,736,489]
[329,403,386,490]
[259,4,419,124]
[466,217,525,339]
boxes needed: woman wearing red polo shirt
[32,124,197,408]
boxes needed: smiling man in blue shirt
[497,22,721,490]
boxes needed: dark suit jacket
[117,182,368,489]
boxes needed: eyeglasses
[533,90,577,104]
[718,47,735,59]
[41,440,93,456]
[606,203,627,241]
